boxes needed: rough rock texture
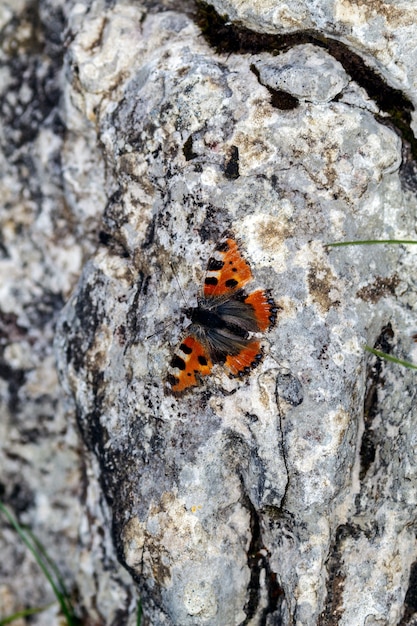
[3,0,417,625]
[209,0,417,115]
[0,1,137,624]
[55,2,417,625]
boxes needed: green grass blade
[0,603,55,625]
[365,345,417,369]
[327,239,417,247]
[326,239,417,369]
[0,502,78,625]
[24,527,73,608]
[136,599,142,626]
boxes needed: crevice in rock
[321,523,378,625]
[360,323,394,481]
[263,564,285,625]
[242,492,263,621]
[400,141,417,190]
[241,493,285,624]
[319,523,351,625]
[183,134,198,161]
[399,560,417,625]
[99,230,113,247]
[196,1,416,160]
[274,375,297,510]
[250,63,299,111]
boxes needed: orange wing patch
[225,340,263,376]
[204,236,252,297]
[167,335,213,395]
[244,289,277,332]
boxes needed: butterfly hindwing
[242,289,277,332]
[225,339,263,376]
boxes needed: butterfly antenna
[170,261,190,308]
[146,263,189,340]
[146,320,176,340]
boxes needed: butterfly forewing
[203,235,253,298]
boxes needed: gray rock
[209,0,417,123]
[55,4,417,625]
[0,0,137,624]
[2,0,417,624]
[253,45,349,103]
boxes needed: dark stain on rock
[250,63,299,110]
[224,145,240,179]
[199,205,230,243]
[125,272,149,341]
[24,289,65,329]
[65,277,109,374]
[360,324,394,481]
[0,359,27,413]
[356,274,400,303]
[142,216,156,249]
[102,191,133,259]
[75,378,107,454]
[1,480,35,516]
[0,311,27,343]
[0,3,65,151]
[196,1,416,158]
[74,281,105,346]
[115,324,126,345]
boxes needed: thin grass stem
[327,239,417,247]
[365,345,417,370]
[0,603,56,625]
[0,502,78,625]
[136,599,142,626]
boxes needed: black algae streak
[196,1,416,157]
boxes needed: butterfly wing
[203,233,252,298]
[203,324,264,376]
[215,289,277,333]
[225,340,263,376]
[241,289,277,332]
[167,333,213,395]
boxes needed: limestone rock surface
[2,0,417,625]
[55,2,417,625]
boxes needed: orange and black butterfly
[166,232,277,395]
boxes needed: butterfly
[166,232,277,395]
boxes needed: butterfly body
[167,233,277,395]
